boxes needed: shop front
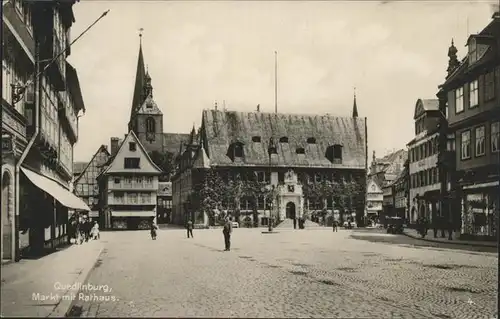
[19,167,90,257]
[110,210,156,230]
[461,181,499,241]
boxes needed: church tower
[128,32,164,153]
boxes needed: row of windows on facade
[158,199,172,209]
[454,71,496,114]
[112,192,154,203]
[113,176,154,184]
[217,170,355,184]
[410,167,439,189]
[409,136,439,163]
[75,183,98,194]
[460,122,499,160]
[230,141,343,159]
[210,196,350,211]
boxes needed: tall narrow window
[455,87,464,113]
[491,122,499,153]
[146,117,155,133]
[461,130,471,160]
[475,126,485,157]
[484,71,496,101]
[469,80,478,108]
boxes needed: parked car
[232,221,239,228]
[343,220,357,229]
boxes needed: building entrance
[286,202,296,219]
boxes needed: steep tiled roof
[202,109,367,169]
[163,133,190,155]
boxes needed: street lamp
[268,137,277,231]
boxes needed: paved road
[66,228,498,318]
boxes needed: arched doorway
[2,171,13,260]
[286,202,296,219]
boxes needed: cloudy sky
[69,0,498,163]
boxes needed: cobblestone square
[67,228,498,318]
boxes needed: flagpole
[274,51,278,114]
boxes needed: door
[286,202,296,219]
[2,171,12,260]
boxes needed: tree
[198,167,225,226]
[149,151,175,181]
[242,179,272,227]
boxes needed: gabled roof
[201,109,367,169]
[414,99,439,119]
[367,178,383,194]
[101,130,162,175]
[136,93,162,115]
[157,182,172,196]
[74,145,111,185]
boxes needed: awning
[111,211,155,217]
[21,167,90,211]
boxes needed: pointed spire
[129,29,147,124]
[189,124,196,145]
[352,87,359,118]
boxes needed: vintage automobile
[386,217,404,234]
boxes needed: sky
[69,0,499,163]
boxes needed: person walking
[223,217,233,251]
[150,222,158,240]
[186,219,194,238]
[332,219,338,232]
[293,217,297,229]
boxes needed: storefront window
[464,192,497,237]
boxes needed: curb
[48,244,104,318]
[402,231,497,248]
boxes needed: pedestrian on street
[186,219,194,238]
[150,222,158,240]
[293,217,297,229]
[223,217,233,251]
[91,221,100,240]
[332,220,338,232]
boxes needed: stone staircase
[275,218,323,229]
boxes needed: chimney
[110,137,120,156]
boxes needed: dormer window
[307,137,316,144]
[252,136,261,143]
[296,147,305,154]
[326,144,343,163]
[227,141,244,161]
[468,37,477,65]
[279,136,289,143]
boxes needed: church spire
[129,29,147,125]
[352,87,359,118]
